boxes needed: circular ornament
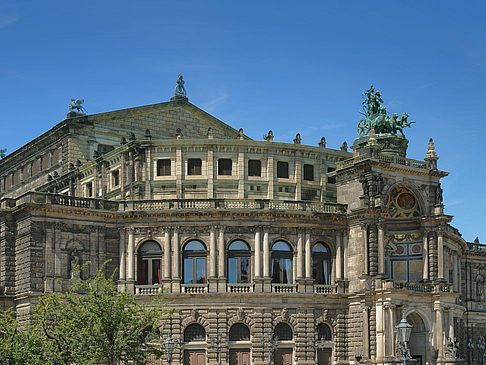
[396,245,405,255]
[397,192,416,210]
[411,244,421,254]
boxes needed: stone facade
[0,92,485,365]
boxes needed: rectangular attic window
[218,159,232,176]
[188,159,202,175]
[157,159,171,176]
[303,164,314,181]
[277,161,289,178]
[248,160,261,176]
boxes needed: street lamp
[261,333,279,365]
[162,334,178,365]
[309,331,326,365]
[395,315,413,365]
[210,332,229,365]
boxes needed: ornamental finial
[426,138,437,159]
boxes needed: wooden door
[184,350,206,365]
[229,349,250,365]
[275,348,292,365]
[317,348,332,365]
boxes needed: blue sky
[1,1,485,242]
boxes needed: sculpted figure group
[357,85,415,137]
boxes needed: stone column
[172,227,180,293]
[343,233,348,280]
[263,228,271,292]
[423,231,429,281]
[384,304,395,357]
[375,301,384,361]
[453,253,459,292]
[267,156,274,200]
[377,223,385,275]
[176,147,182,198]
[296,230,303,279]
[127,228,135,293]
[305,230,312,279]
[448,309,454,341]
[207,149,214,198]
[238,150,245,199]
[255,228,261,278]
[305,230,312,293]
[435,304,444,360]
[163,228,171,279]
[209,226,218,292]
[119,229,126,281]
[263,229,270,278]
[363,305,370,360]
[218,226,226,291]
[336,231,343,281]
[437,229,444,280]
[361,223,369,275]
[209,226,217,278]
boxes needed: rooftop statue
[0,149,6,158]
[175,74,187,98]
[357,85,414,137]
[69,99,87,114]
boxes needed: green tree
[0,309,47,365]
[35,261,173,365]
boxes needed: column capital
[360,221,369,230]
[209,224,218,231]
[434,303,443,312]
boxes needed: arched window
[316,323,332,341]
[229,323,250,341]
[184,324,206,342]
[271,241,293,284]
[137,240,162,285]
[183,240,207,284]
[228,240,251,284]
[312,243,331,285]
[274,323,293,340]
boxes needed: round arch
[229,323,251,342]
[403,311,431,365]
[271,238,295,252]
[384,183,426,218]
[184,323,206,343]
[135,238,163,252]
[274,322,293,341]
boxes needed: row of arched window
[137,239,333,286]
[183,322,332,342]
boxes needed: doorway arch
[406,312,428,365]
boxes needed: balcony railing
[135,285,162,296]
[227,283,254,293]
[272,284,297,293]
[386,280,454,293]
[336,154,427,170]
[314,284,338,294]
[129,199,346,214]
[181,284,208,294]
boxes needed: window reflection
[312,243,331,285]
[271,241,293,284]
[228,240,251,283]
[183,240,207,284]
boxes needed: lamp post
[309,331,326,365]
[261,333,279,365]
[210,332,229,365]
[162,334,178,365]
[395,315,413,365]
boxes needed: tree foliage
[0,261,173,365]
[0,309,47,365]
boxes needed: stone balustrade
[227,283,254,293]
[272,283,298,293]
[314,284,338,294]
[337,154,426,170]
[135,285,162,296]
[181,284,208,294]
[0,192,347,214]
